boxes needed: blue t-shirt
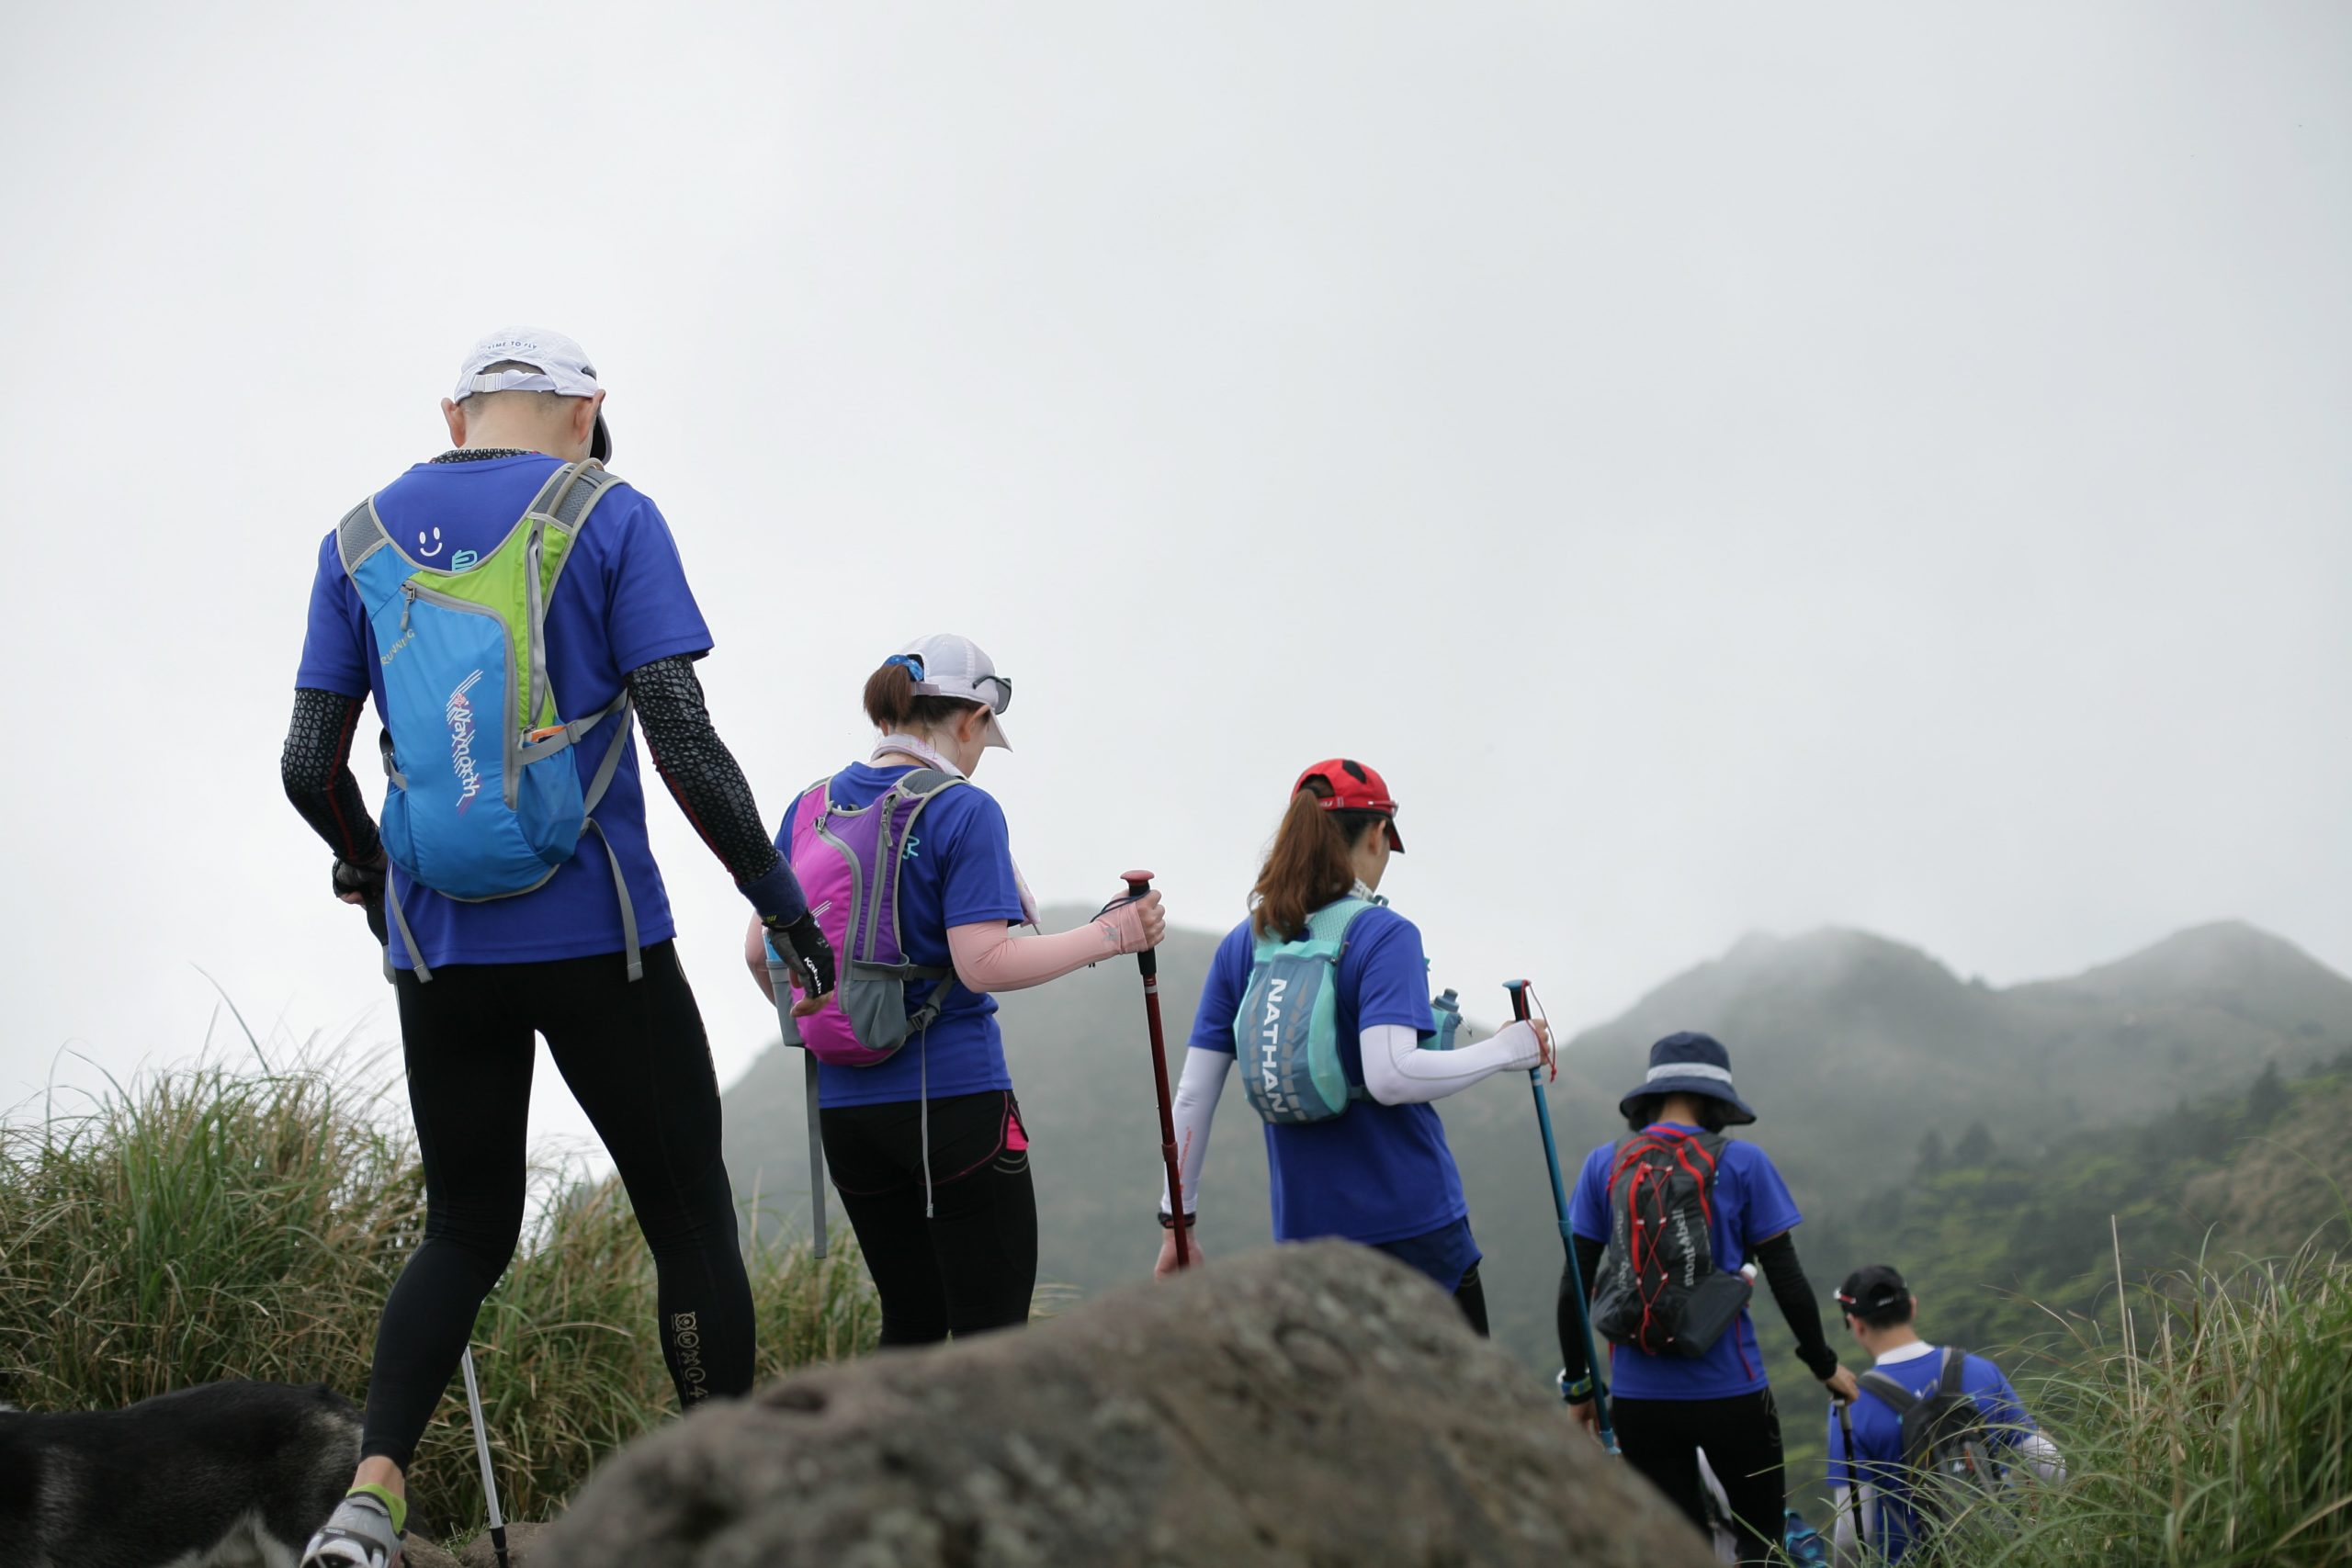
[1191,908,1468,1247]
[790,762,1027,1110]
[294,456,711,969]
[1827,1344,2038,1562]
[1568,1126,1804,1400]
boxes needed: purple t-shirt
[1191,908,1468,1247]
[295,455,709,968]
[794,762,1027,1110]
[1569,1126,1804,1400]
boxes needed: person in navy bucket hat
[1557,1030,1859,1565]
[1618,1032,1758,1126]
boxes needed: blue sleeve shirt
[797,763,1026,1109]
[1190,907,1467,1247]
[1827,1345,2039,1562]
[294,456,711,969]
[1568,1126,1804,1400]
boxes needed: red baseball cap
[1294,758,1405,852]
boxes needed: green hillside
[1767,1056,2352,1499]
[723,916,2352,1378]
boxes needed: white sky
[2,3,2346,1155]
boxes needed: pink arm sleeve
[946,919,1124,993]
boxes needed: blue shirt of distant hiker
[1192,909,1473,1260]
[295,455,707,970]
[1826,1343,2039,1562]
[786,762,1027,1110]
[1568,1127,1804,1400]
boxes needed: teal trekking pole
[1508,978,1617,1455]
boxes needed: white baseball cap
[889,633,1012,750]
[452,326,612,462]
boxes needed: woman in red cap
[1152,759,1551,1330]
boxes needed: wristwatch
[1156,1209,1195,1230]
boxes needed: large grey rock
[457,1520,551,1565]
[541,1241,1713,1567]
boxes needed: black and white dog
[0,1381,362,1568]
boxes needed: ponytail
[863,660,985,733]
[1250,783,1385,940]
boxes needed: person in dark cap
[1827,1265,2064,1562]
[1556,1031,1858,1565]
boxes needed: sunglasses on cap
[884,652,1012,715]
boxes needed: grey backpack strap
[335,497,390,577]
[383,878,433,985]
[579,818,641,982]
[524,458,624,530]
[1859,1369,1920,1415]
[1938,1347,1967,1398]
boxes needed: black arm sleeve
[625,655,787,891]
[1756,1231,1843,1381]
[281,688,383,864]
[1555,1233,1608,1382]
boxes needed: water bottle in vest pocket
[1429,987,1464,1051]
[336,461,638,980]
[1233,897,1381,1123]
[777,770,965,1066]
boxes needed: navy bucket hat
[1617,1031,1758,1126]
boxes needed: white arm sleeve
[2016,1430,2065,1483]
[1159,1045,1230,1216]
[1358,1019,1544,1107]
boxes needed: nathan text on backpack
[1232,898,1468,1122]
[1859,1348,2016,1540]
[774,770,967,1066]
[337,460,638,982]
[1589,1127,1755,1357]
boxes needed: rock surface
[541,1241,1713,1567]
[457,1520,551,1565]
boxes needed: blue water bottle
[1429,987,1464,1051]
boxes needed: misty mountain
[723,914,2352,1371]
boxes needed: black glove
[763,910,837,1002]
[332,855,390,947]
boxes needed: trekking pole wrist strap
[1157,1208,1195,1230]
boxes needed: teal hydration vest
[1234,897,1465,1123]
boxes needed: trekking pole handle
[1123,872,1157,980]
[1506,978,1532,1025]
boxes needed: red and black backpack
[1589,1128,1754,1358]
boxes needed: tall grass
[1892,1235,2352,1568]
[0,1050,877,1525]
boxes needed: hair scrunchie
[883,652,926,679]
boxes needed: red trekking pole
[1124,871,1189,1269]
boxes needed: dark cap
[1837,1264,1911,1317]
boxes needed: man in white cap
[281,328,834,1568]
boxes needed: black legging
[1611,1388,1787,1566]
[1452,1263,1490,1337]
[363,941,752,1468]
[820,1089,1037,1345]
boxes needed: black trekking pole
[1123,872,1189,1269]
[1510,979,1617,1455]
[1838,1398,1867,1560]
[460,1346,511,1568]
[763,937,828,1259]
